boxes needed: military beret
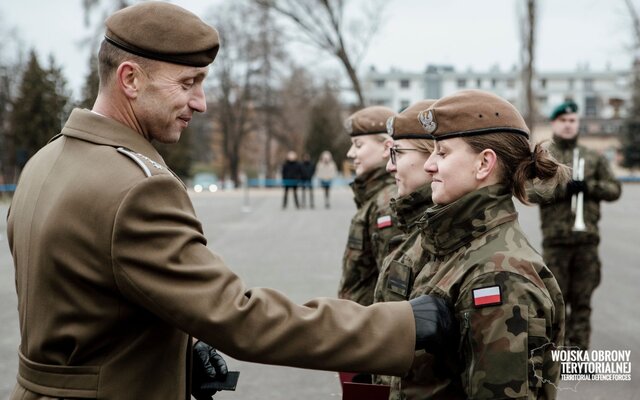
[549,100,578,121]
[105,1,219,67]
[386,99,437,140]
[419,90,529,141]
[344,106,395,137]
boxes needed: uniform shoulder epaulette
[116,147,166,178]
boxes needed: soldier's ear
[475,149,498,181]
[116,61,142,100]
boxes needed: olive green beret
[549,100,578,121]
[420,90,529,141]
[344,106,395,137]
[386,99,437,140]
[105,1,219,67]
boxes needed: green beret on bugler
[386,99,437,140]
[105,1,220,67]
[344,106,395,137]
[549,100,578,121]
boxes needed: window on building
[540,78,547,88]
[476,78,482,88]
[375,79,385,88]
[584,78,594,91]
[372,99,388,106]
[491,78,497,88]
[585,96,598,117]
[507,79,515,88]
[457,78,467,88]
[400,79,410,88]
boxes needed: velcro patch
[377,215,392,229]
[472,285,502,308]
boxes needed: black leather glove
[410,295,456,355]
[566,179,587,197]
[192,341,228,400]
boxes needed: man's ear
[116,62,142,99]
[476,148,498,180]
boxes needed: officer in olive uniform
[528,101,621,350]
[6,3,454,399]
[398,90,566,399]
[339,106,403,306]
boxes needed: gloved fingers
[209,349,228,377]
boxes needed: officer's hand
[410,295,457,355]
[566,179,587,197]
[192,340,228,400]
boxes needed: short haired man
[7,2,452,399]
[528,100,622,349]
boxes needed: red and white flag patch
[377,215,392,229]
[472,285,502,308]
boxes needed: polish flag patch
[472,285,502,308]
[377,215,393,229]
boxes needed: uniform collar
[390,183,433,233]
[350,166,395,207]
[422,184,517,256]
[552,134,578,151]
[61,108,168,168]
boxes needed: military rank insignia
[377,215,392,229]
[472,285,502,308]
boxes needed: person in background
[315,150,338,208]
[300,153,315,208]
[6,3,454,399]
[281,150,302,209]
[528,100,621,350]
[339,106,403,306]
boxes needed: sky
[0,0,637,99]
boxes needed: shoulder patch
[377,215,393,229]
[472,285,502,308]
[116,147,164,178]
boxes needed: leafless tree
[519,0,536,134]
[252,0,386,108]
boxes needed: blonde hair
[463,133,570,204]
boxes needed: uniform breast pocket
[528,317,548,391]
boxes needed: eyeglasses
[389,146,427,165]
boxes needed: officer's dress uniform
[7,109,416,399]
[396,185,565,400]
[339,166,401,305]
[528,136,621,349]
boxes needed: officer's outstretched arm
[410,295,457,353]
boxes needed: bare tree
[519,0,536,134]
[252,0,386,108]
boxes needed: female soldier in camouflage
[393,90,568,400]
[371,100,436,387]
[339,106,403,306]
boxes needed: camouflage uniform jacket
[339,166,401,305]
[374,183,433,304]
[395,185,564,400]
[528,137,621,246]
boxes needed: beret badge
[418,109,437,134]
[386,116,395,136]
[344,118,353,134]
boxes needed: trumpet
[572,149,587,232]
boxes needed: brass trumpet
[572,148,587,232]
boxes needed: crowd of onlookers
[281,150,338,209]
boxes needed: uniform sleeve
[587,154,622,202]
[111,175,415,375]
[456,272,558,400]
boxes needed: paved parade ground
[0,184,638,399]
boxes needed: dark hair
[97,40,155,89]
[463,133,570,204]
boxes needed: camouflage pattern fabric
[528,136,621,350]
[389,185,564,400]
[338,166,402,305]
